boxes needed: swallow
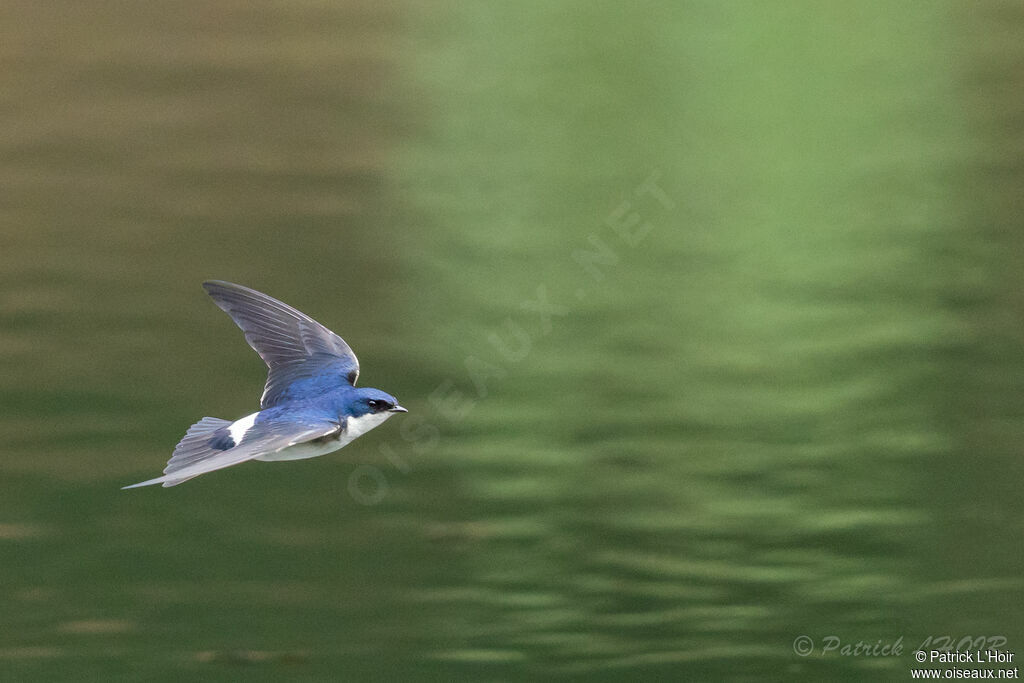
[123,281,406,488]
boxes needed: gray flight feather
[162,416,232,476]
[122,418,340,489]
[202,280,360,408]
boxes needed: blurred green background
[1,1,1022,680]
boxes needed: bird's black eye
[367,399,380,410]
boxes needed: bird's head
[349,387,407,418]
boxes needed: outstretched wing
[122,417,341,489]
[202,280,360,408]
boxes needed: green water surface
[0,2,1022,680]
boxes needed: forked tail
[122,416,231,489]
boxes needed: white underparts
[228,412,259,445]
[254,412,394,462]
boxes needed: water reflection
[0,1,1022,680]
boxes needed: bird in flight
[123,281,406,489]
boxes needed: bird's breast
[253,413,391,463]
[254,434,346,462]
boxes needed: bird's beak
[390,405,408,413]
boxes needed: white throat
[344,411,392,440]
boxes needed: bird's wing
[202,280,360,408]
[122,417,342,489]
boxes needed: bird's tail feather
[122,416,231,489]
